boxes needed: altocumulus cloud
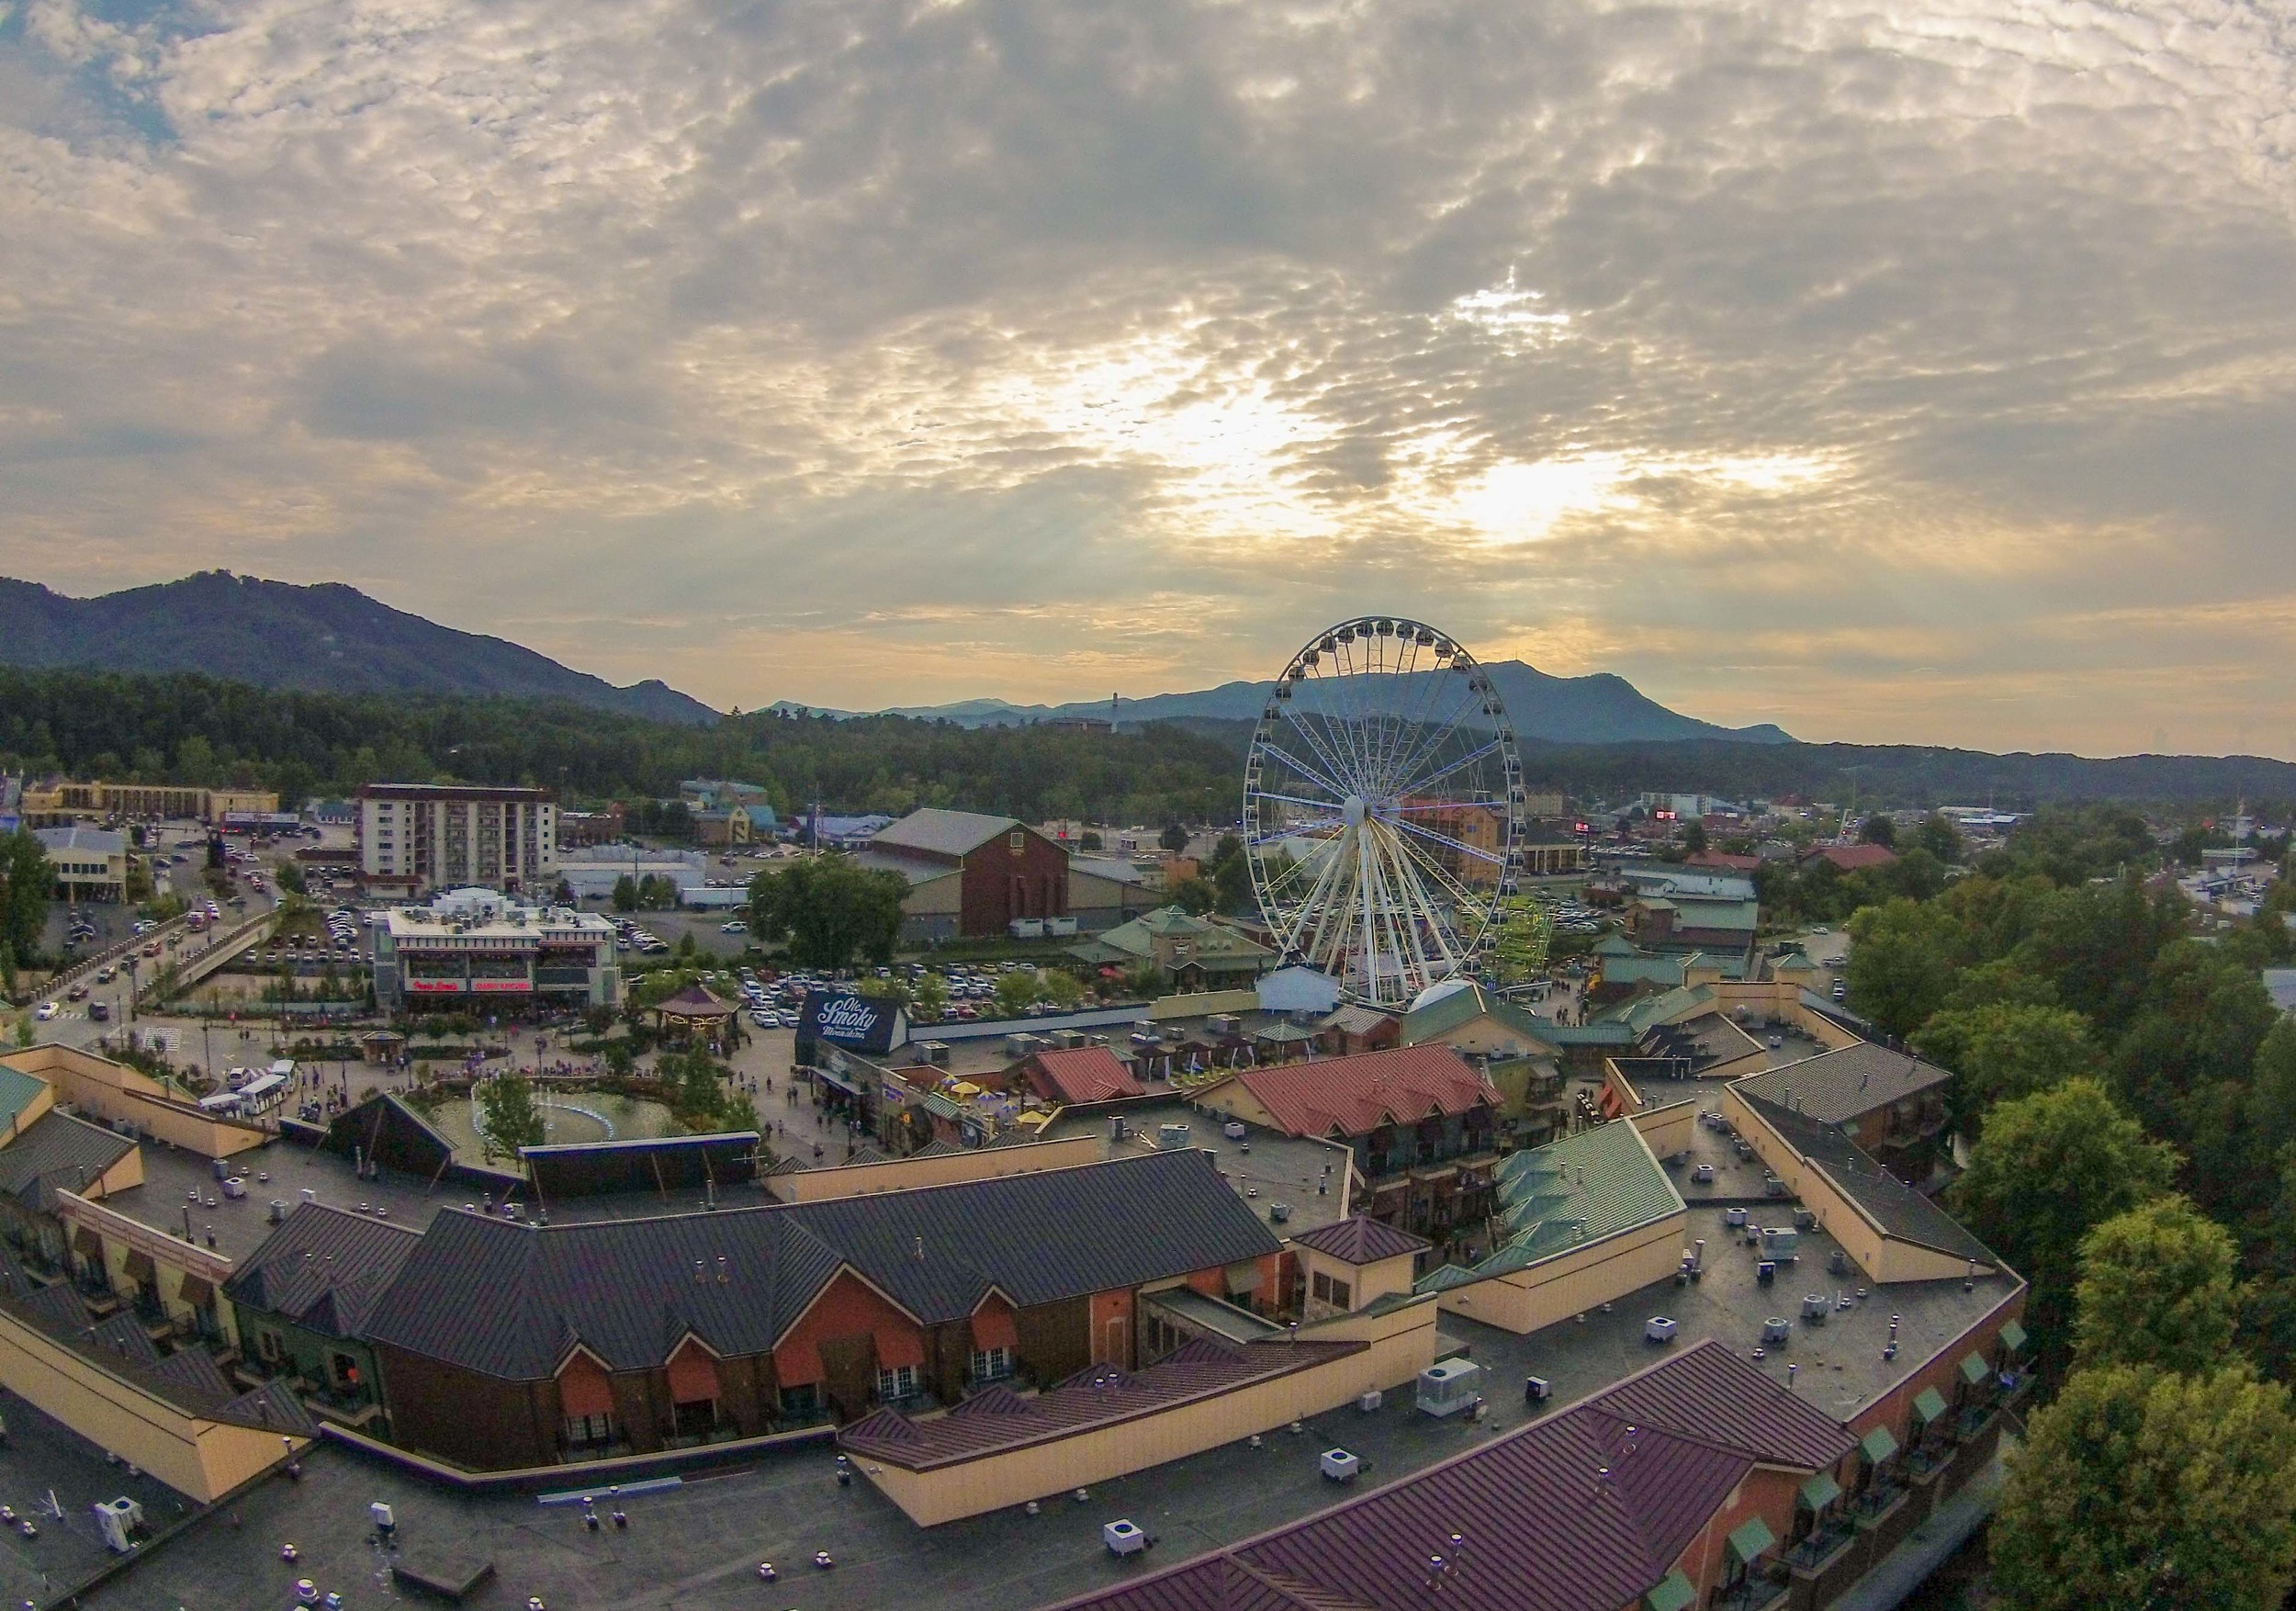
[2,0,2294,754]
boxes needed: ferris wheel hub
[1342,794,1367,826]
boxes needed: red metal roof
[1228,1047,1498,1139]
[1027,1046,1146,1106]
[1042,1341,1851,1611]
[1289,1215,1430,1265]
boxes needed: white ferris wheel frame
[1241,616,1526,1008]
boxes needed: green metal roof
[1399,982,1555,1050]
[1913,1387,1949,1425]
[1727,1515,1776,1565]
[1959,1353,1990,1386]
[1415,1120,1683,1294]
[1643,1570,1696,1611]
[1861,1425,1899,1464]
[1998,1319,2028,1353]
[0,1066,46,1137]
[1801,1471,1842,1512]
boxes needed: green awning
[1643,1570,1696,1611]
[1861,1425,1899,1464]
[1998,1319,2028,1354]
[1800,1471,1842,1512]
[1959,1353,1990,1387]
[1727,1516,1776,1566]
[1913,1388,1949,1425]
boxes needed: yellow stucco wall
[1,1046,268,1158]
[0,1308,300,1502]
[1431,1211,1688,1335]
[1149,988,1260,1020]
[60,1192,241,1346]
[1628,1099,1698,1162]
[860,1298,1438,1525]
[765,1133,1104,1202]
[1722,1087,1991,1284]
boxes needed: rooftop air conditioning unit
[917,1042,951,1066]
[1801,1293,1830,1324]
[1761,1315,1792,1346]
[1156,1123,1191,1151]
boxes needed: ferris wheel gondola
[1242,617,1525,1008]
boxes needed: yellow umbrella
[949,1081,982,1098]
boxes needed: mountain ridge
[0,573,719,725]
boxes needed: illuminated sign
[407,979,466,994]
[471,979,531,993]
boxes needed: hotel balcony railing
[1709,1569,1791,1611]
[1786,1517,1857,1572]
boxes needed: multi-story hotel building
[356,783,557,894]
[371,889,618,1012]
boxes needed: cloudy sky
[4,0,2294,755]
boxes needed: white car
[719,920,748,934]
[34,1002,57,1022]
[749,1009,773,1027]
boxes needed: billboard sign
[801,990,906,1054]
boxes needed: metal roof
[1737,1096,1998,1267]
[0,1110,134,1212]
[1025,1046,1145,1105]
[1419,1121,1681,1292]
[871,808,1028,859]
[1733,1042,1953,1126]
[1043,1342,1845,1611]
[848,849,964,886]
[1224,1047,1499,1140]
[33,824,125,854]
[1289,1215,1430,1265]
[360,1151,1279,1380]
[1398,981,1557,1050]
[222,1203,424,1340]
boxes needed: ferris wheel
[1242,617,1526,1008]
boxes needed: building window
[1311,1272,1353,1310]
[563,1413,615,1448]
[778,1382,819,1419]
[1008,830,1025,855]
[971,1346,1012,1383]
[876,1364,920,1402]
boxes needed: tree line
[1827,809,2296,1604]
[0,667,1244,826]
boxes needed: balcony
[1708,1570,1790,1611]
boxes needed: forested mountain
[0,573,716,724]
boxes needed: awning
[1959,1353,1991,1387]
[969,1304,1019,1353]
[557,1358,614,1418]
[177,1272,214,1307]
[773,1337,826,1388]
[121,1249,156,1283]
[1643,1570,1696,1611]
[1998,1319,2029,1354]
[1913,1387,1949,1425]
[667,1343,721,1405]
[873,1327,926,1369]
[1861,1425,1899,1465]
[1224,1259,1264,1295]
[72,1226,102,1258]
[1727,1515,1775,1566]
[1801,1472,1842,1512]
[816,1064,868,1097]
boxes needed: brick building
[855,808,1074,941]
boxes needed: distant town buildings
[34,824,128,902]
[18,778,277,825]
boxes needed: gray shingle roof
[223,1203,424,1340]
[1735,1042,1951,1126]
[1739,1096,1998,1267]
[363,1151,1281,1380]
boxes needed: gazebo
[652,984,739,1050]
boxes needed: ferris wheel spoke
[1279,696,1363,798]
[1248,789,1346,815]
[1368,826,1438,986]
[1377,828,1459,978]
[1392,815,1510,867]
[1305,658,1372,790]
[1252,742,1351,802]
[1392,736,1506,802]
[1381,676,1486,800]
[1379,637,1449,796]
[1387,819,1491,929]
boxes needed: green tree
[1857,813,1896,847]
[857,974,912,1008]
[910,973,949,1020]
[1953,1079,2180,1369]
[2076,1195,2242,1376]
[1166,876,1217,915]
[1039,968,1086,1008]
[2245,1019,2296,1166]
[1207,835,1252,913]
[1680,819,1708,854]
[0,828,51,969]
[1159,822,1191,854]
[1993,1363,2296,1611]
[276,860,307,896]
[612,874,638,913]
[475,1073,546,1162]
[1911,812,1963,862]
[992,970,1044,1020]
[747,858,906,970]
[1911,1003,2097,1128]
[1843,896,1971,1038]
